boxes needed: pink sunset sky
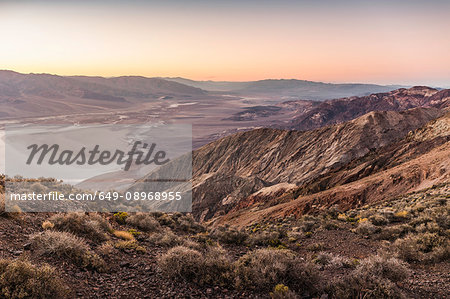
[1,0,449,86]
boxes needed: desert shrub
[154,213,176,228]
[299,220,319,232]
[376,224,414,241]
[416,221,440,233]
[306,243,324,252]
[393,233,449,263]
[298,215,320,232]
[148,227,201,249]
[368,214,388,226]
[113,212,128,224]
[113,230,134,240]
[433,213,449,230]
[354,255,409,283]
[330,273,403,299]
[126,213,161,232]
[0,194,21,218]
[42,220,54,230]
[355,220,380,235]
[97,242,115,257]
[0,259,69,298]
[379,209,395,222]
[393,210,410,221]
[48,213,111,241]
[248,230,282,247]
[409,214,434,227]
[175,214,206,233]
[190,232,215,247]
[234,248,319,294]
[328,255,409,299]
[393,234,424,262]
[148,228,184,247]
[314,252,353,270]
[114,240,146,253]
[158,246,234,287]
[313,252,334,266]
[327,205,341,219]
[321,219,340,230]
[287,231,302,243]
[30,231,106,271]
[429,244,450,262]
[210,226,248,245]
[127,229,141,237]
[30,182,47,193]
[270,284,299,299]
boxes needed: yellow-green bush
[113,212,128,224]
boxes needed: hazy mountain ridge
[0,70,207,119]
[165,77,405,100]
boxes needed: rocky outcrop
[217,112,450,227]
[284,86,447,131]
[190,107,443,221]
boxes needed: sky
[1,0,449,86]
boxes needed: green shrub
[114,240,146,253]
[270,284,298,299]
[113,212,128,224]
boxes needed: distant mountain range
[0,70,409,119]
[164,77,406,100]
[0,70,206,118]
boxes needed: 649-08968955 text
[8,191,183,201]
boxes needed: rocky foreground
[0,183,448,298]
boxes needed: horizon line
[0,69,419,88]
